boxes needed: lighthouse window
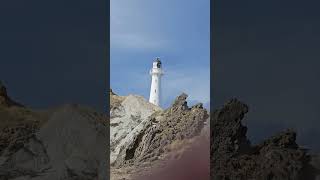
[155,89,156,93]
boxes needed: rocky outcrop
[0,84,108,180]
[0,81,23,107]
[211,99,319,180]
[110,89,125,111]
[0,83,41,159]
[110,93,161,165]
[112,93,209,167]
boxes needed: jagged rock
[210,99,318,180]
[0,82,23,107]
[211,99,251,157]
[110,88,114,95]
[113,93,209,168]
[110,94,161,165]
[110,89,125,111]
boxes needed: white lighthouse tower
[149,58,164,106]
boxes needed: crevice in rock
[125,130,145,161]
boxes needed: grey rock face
[110,94,162,165]
[211,99,319,180]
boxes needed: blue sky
[111,0,210,109]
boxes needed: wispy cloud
[111,0,171,51]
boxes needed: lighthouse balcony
[150,68,164,75]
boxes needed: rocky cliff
[0,83,108,180]
[211,99,320,180]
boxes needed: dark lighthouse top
[155,57,161,68]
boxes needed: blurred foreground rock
[0,83,108,180]
[211,99,320,180]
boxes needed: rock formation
[115,93,208,167]
[211,99,320,180]
[110,91,210,179]
[110,92,162,165]
[2,82,320,180]
[0,81,23,107]
[0,83,108,180]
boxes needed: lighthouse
[149,58,164,106]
